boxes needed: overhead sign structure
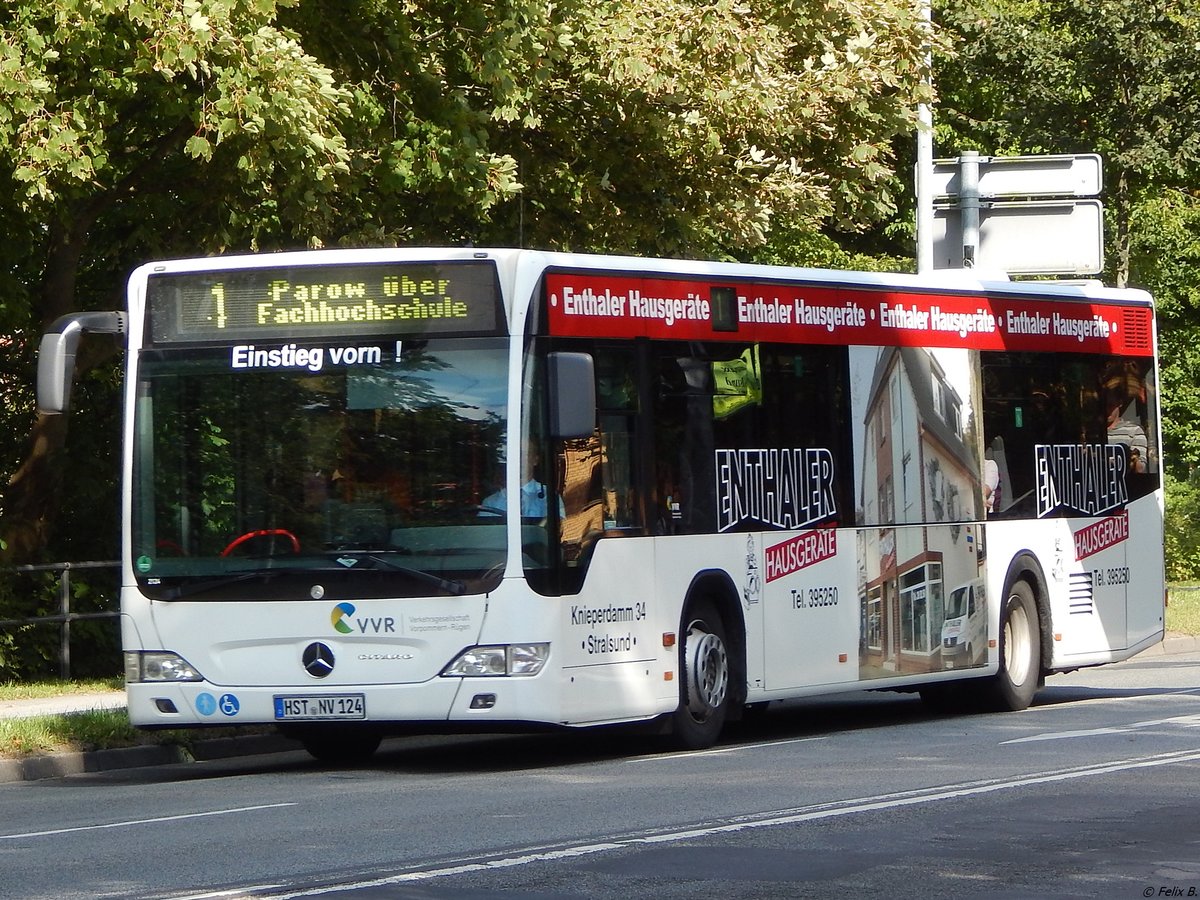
[930,154,1103,200]
[932,200,1105,276]
[928,153,1105,275]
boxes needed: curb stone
[0,732,300,784]
[0,743,190,783]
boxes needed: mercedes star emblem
[302,641,335,678]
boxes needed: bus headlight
[508,643,550,675]
[441,643,550,677]
[126,651,204,683]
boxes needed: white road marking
[639,735,829,762]
[0,802,297,841]
[238,748,1200,898]
[1002,713,1200,743]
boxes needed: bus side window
[557,433,605,564]
[981,353,1160,518]
[553,346,645,582]
[593,348,643,533]
[652,349,716,535]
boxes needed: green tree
[282,0,935,257]
[1165,472,1200,581]
[480,0,935,258]
[0,0,355,562]
[0,0,935,567]
[935,0,1200,288]
[1128,190,1200,474]
[276,0,563,245]
[935,1,1200,578]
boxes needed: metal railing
[0,561,120,679]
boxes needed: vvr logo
[330,602,396,635]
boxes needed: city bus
[37,248,1165,760]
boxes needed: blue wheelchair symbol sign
[218,693,240,716]
[195,692,217,716]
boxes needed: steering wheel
[221,529,301,557]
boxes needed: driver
[480,444,561,518]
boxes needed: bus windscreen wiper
[324,550,467,596]
[160,568,284,601]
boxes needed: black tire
[984,579,1042,711]
[670,599,731,750]
[295,727,383,763]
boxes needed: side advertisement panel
[761,528,860,689]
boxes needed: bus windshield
[132,338,510,599]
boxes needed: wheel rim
[1003,599,1031,686]
[685,624,729,720]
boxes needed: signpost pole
[915,0,934,274]
[960,152,980,268]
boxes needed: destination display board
[148,260,503,343]
[543,271,1153,357]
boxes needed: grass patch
[1168,583,1200,636]
[0,707,272,759]
[0,680,275,758]
[0,709,143,757]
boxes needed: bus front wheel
[293,726,382,764]
[671,599,730,750]
[985,579,1041,711]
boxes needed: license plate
[273,694,366,720]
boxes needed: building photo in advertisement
[850,345,988,679]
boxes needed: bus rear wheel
[671,599,730,750]
[985,579,1041,711]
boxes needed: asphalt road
[3,649,1200,900]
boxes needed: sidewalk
[0,691,126,720]
[2,634,1198,784]
[1137,632,1200,656]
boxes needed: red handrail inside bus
[220,529,301,557]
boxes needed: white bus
[38,248,1165,760]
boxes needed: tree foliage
[933,0,1200,573]
[1165,472,1200,582]
[479,0,935,256]
[1129,190,1200,473]
[0,0,934,567]
[280,0,935,255]
[0,0,364,562]
[934,0,1200,287]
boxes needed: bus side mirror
[548,351,596,439]
[37,312,127,414]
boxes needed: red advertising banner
[544,272,1153,356]
[1073,511,1130,561]
[765,529,838,584]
